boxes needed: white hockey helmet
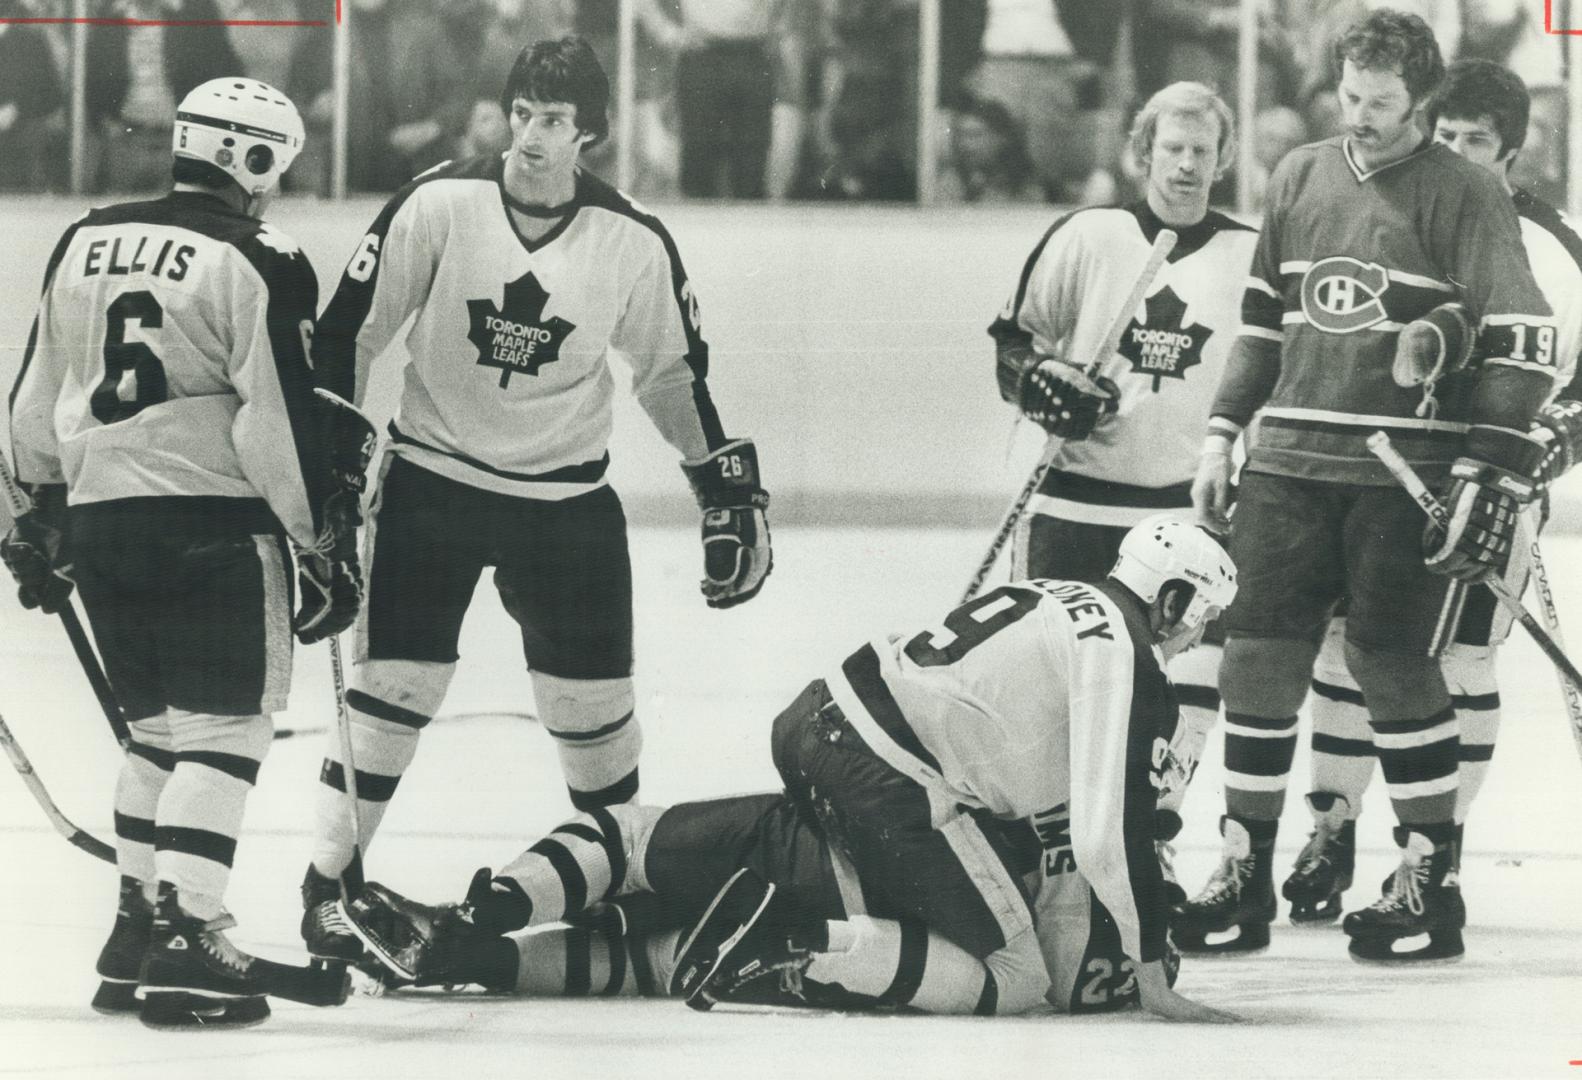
[173,78,305,197]
[1110,514,1238,630]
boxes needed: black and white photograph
[2,1,1580,1076]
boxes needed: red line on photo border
[1544,0,1582,34]
[0,17,328,25]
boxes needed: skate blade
[1287,902,1343,926]
[90,978,140,1014]
[687,883,779,1011]
[1174,923,1271,956]
[1347,930,1464,965]
[139,992,270,1029]
[337,897,421,982]
[671,868,759,999]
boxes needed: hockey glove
[1019,357,1118,439]
[1423,424,1547,582]
[293,504,363,644]
[0,484,73,615]
[680,438,772,609]
[1391,302,1476,390]
[293,392,373,644]
[1531,398,1582,494]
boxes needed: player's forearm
[638,380,714,462]
[1469,364,1551,431]
[1209,336,1280,429]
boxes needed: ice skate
[1171,816,1276,954]
[342,868,524,983]
[670,868,786,1007]
[138,885,271,1029]
[91,876,152,1014]
[1282,793,1355,925]
[1344,828,1465,964]
[300,864,362,964]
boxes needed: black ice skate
[342,868,526,984]
[1344,827,1465,964]
[1282,793,1356,925]
[1171,816,1276,954]
[91,876,152,1014]
[140,884,349,1028]
[300,863,363,964]
[671,868,783,1008]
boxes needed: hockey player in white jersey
[340,516,1237,1022]
[1283,59,1582,935]
[4,79,367,1027]
[990,81,1257,825]
[297,37,773,962]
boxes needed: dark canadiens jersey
[313,155,724,500]
[9,192,325,546]
[1235,137,1555,485]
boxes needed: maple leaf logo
[466,271,576,388]
[255,224,300,256]
[1117,285,1212,392]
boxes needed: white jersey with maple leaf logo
[990,203,1257,525]
[9,191,327,546]
[314,155,724,499]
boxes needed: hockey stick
[962,228,1178,602]
[0,710,115,864]
[0,454,130,748]
[1366,431,1582,700]
[1524,536,1582,762]
[327,634,363,904]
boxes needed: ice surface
[3,525,1580,1079]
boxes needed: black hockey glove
[293,390,375,644]
[1531,398,1582,494]
[0,484,73,615]
[293,496,363,644]
[1423,424,1546,582]
[1019,357,1118,439]
[680,438,772,609]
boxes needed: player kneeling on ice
[340,516,1237,1022]
[4,79,367,1027]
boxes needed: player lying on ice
[338,515,1238,1021]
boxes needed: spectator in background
[1135,0,1300,110]
[936,94,1043,203]
[289,0,465,192]
[967,0,1122,205]
[814,67,916,200]
[645,0,812,199]
[1246,104,1306,207]
[0,2,65,191]
[808,0,917,200]
[86,0,243,192]
[218,0,306,90]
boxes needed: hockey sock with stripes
[153,711,271,920]
[312,659,452,877]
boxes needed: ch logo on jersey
[466,270,576,388]
[1117,286,1210,391]
[1300,256,1391,333]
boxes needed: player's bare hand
[1191,450,1234,536]
[1136,960,1239,1023]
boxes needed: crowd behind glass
[0,0,1566,207]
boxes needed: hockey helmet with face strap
[1110,514,1238,630]
[173,78,305,197]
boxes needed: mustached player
[340,516,1238,1022]
[1286,59,1582,930]
[1176,10,1556,964]
[4,80,368,1027]
[990,81,1257,830]
[297,36,773,963]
